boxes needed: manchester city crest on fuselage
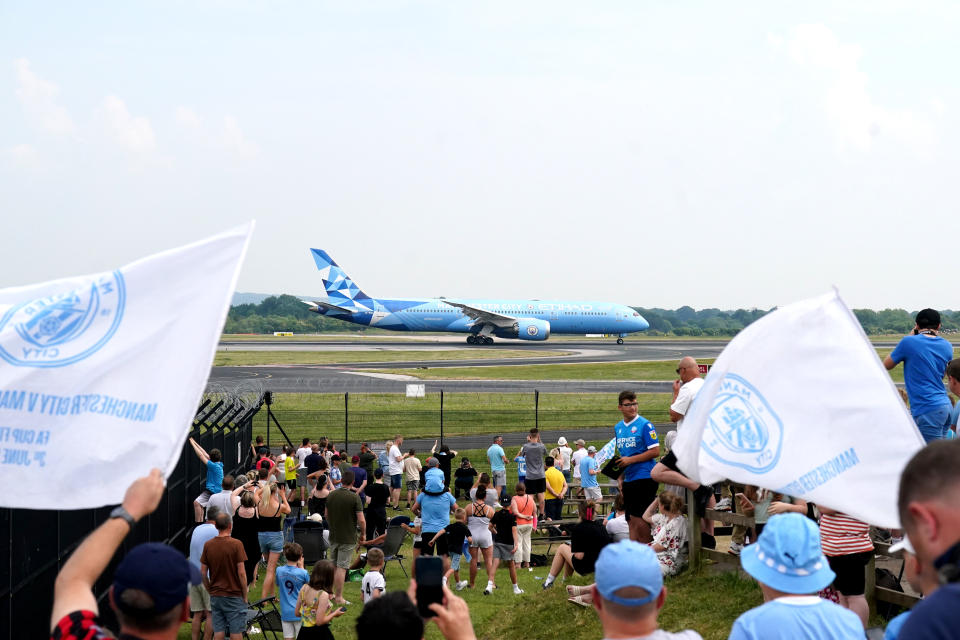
[0,271,126,368]
[701,373,783,474]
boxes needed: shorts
[449,552,463,571]
[584,486,602,501]
[258,530,284,554]
[571,556,596,576]
[914,406,951,443]
[297,468,309,487]
[827,551,872,596]
[562,470,571,481]
[544,499,563,521]
[493,542,514,562]
[407,479,420,492]
[329,542,355,569]
[390,474,402,489]
[660,450,681,473]
[524,478,546,494]
[621,478,658,518]
[492,470,507,487]
[195,489,213,506]
[189,582,211,612]
[210,595,247,634]
[468,525,493,549]
[282,620,302,638]
[418,532,448,556]
[286,479,296,491]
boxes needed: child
[275,543,309,640]
[430,508,473,591]
[295,560,346,640]
[641,493,689,576]
[513,452,526,486]
[489,504,523,594]
[329,458,343,490]
[361,547,386,603]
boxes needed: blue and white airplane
[303,249,649,344]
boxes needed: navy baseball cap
[113,543,201,614]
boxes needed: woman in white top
[467,482,495,589]
[604,493,630,542]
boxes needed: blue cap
[113,543,202,614]
[740,513,835,594]
[595,540,663,606]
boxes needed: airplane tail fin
[310,249,374,309]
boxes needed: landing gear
[466,335,494,345]
[617,338,624,345]
[483,336,494,345]
[466,335,476,344]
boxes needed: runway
[208,339,724,394]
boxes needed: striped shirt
[819,512,874,556]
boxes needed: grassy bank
[256,393,674,444]
[214,349,568,366]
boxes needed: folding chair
[292,520,328,563]
[242,596,283,640]
[380,524,410,577]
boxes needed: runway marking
[342,371,421,381]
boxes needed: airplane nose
[635,314,649,331]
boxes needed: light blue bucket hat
[740,513,835,594]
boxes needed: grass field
[255,393,674,444]
[213,349,568,366]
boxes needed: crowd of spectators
[47,309,960,640]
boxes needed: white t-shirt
[558,446,573,471]
[296,446,311,468]
[605,514,630,541]
[388,445,404,475]
[571,448,588,478]
[206,490,235,519]
[670,377,705,430]
[361,569,386,603]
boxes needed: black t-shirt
[571,520,608,567]
[490,509,517,546]
[444,521,471,551]
[454,467,477,484]
[304,453,324,474]
[366,483,390,511]
[435,451,455,479]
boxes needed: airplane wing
[303,299,358,314]
[443,300,517,328]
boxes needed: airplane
[303,249,649,344]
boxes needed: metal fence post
[440,389,444,446]
[535,389,539,429]
[344,392,349,451]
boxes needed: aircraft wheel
[483,336,494,345]
[617,338,624,345]
[467,335,476,344]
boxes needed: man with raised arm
[50,469,197,640]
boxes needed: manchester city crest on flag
[0,271,126,368]
[702,373,783,474]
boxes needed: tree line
[224,295,959,337]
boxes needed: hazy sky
[2,2,958,309]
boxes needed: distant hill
[232,292,322,306]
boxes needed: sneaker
[542,580,554,590]
[513,585,524,594]
[484,582,495,595]
[714,497,732,511]
[728,541,743,556]
[456,580,469,591]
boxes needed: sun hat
[587,445,597,453]
[112,543,201,615]
[558,436,568,446]
[307,512,323,522]
[575,439,585,446]
[740,513,835,593]
[889,536,914,555]
[595,540,663,606]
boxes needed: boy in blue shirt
[884,308,954,442]
[189,437,224,523]
[613,391,660,543]
[730,513,863,640]
[513,452,526,486]
[275,542,310,640]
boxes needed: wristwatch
[110,505,137,529]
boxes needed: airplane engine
[513,318,551,341]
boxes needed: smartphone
[415,556,444,618]
[339,607,347,612]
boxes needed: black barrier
[0,392,261,640]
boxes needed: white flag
[0,223,253,509]
[672,290,923,528]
